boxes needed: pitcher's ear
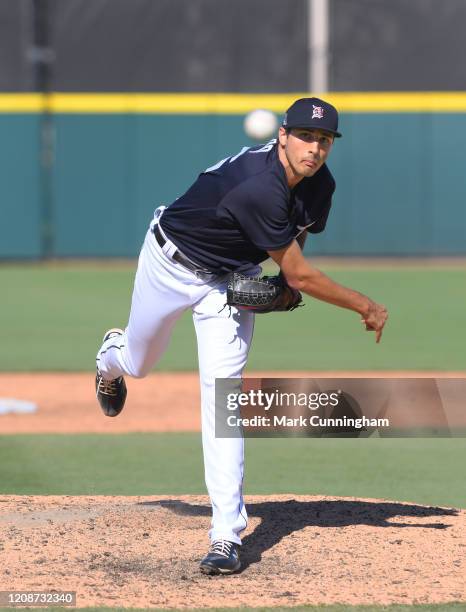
[278,126,288,146]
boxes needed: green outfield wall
[0,115,42,258]
[1,93,465,258]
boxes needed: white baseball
[243,109,279,141]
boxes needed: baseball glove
[226,272,304,314]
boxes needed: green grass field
[1,434,465,509]
[1,262,466,371]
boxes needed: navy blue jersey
[160,140,335,273]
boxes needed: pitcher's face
[278,127,334,187]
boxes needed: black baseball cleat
[95,329,127,417]
[199,540,241,575]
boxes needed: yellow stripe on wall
[2,92,466,113]
[0,94,47,112]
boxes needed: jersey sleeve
[218,182,295,251]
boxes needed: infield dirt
[0,371,464,434]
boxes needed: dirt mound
[1,494,465,607]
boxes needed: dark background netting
[2,0,465,92]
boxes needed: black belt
[153,224,218,281]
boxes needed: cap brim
[283,123,342,138]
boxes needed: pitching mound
[1,494,465,607]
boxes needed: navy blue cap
[282,97,342,138]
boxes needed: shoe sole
[199,561,241,575]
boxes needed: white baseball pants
[97,212,258,545]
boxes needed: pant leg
[97,227,195,380]
[192,284,255,545]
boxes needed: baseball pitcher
[95,97,388,575]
